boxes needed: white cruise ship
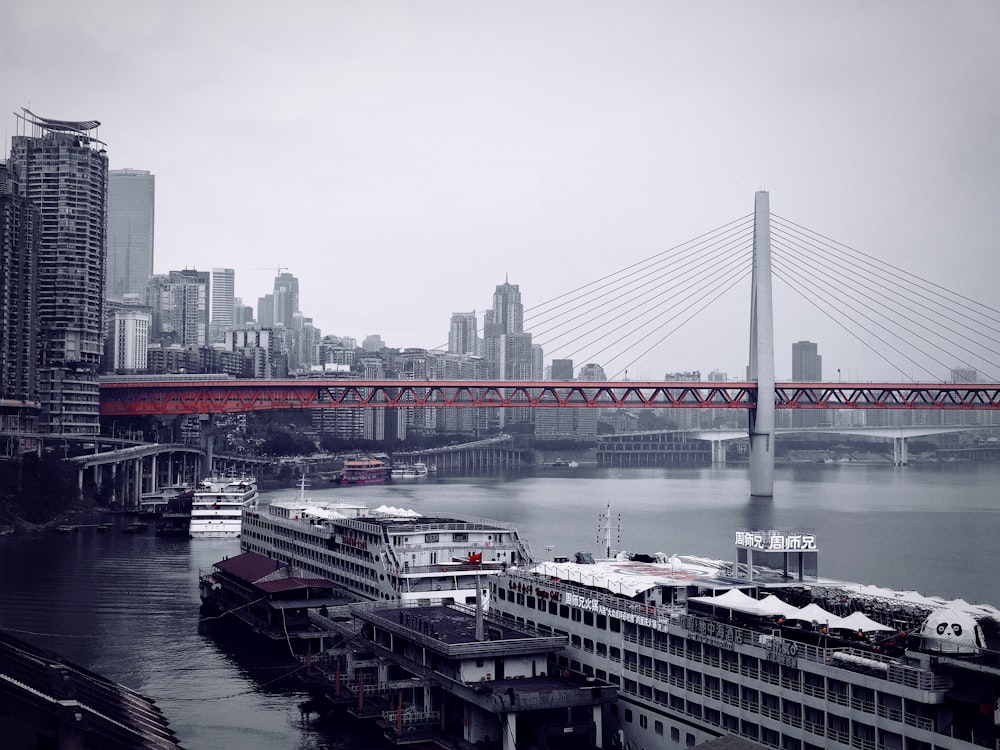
[489,529,1000,750]
[189,476,258,538]
[240,495,533,604]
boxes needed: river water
[1,462,998,748]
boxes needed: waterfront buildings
[0,164,39,413]
[7,110,108,433]
[106,169,154,302]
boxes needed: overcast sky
[6,1,1000,381]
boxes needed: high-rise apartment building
[448,311,478,355]
[551,359,574,380]
[112,309,150,371]
[791,341,822,428]
[106,169,154,301]
[273,272,299,327]
[211,267,235,342]
[792,341,822,381]
[158,270,209,347]
[0,164,39,409]
[7,110,109,433]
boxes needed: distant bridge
[98,379,1000,417]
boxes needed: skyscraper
[273,271,299,327]
[211,267,235,342]
[448,311,478,355]
[792,341,822,428]
[164,269,209,347]
[0,164,39,407]
[7,110,108,433]
[792,341,822,381]
[106,169,154,301]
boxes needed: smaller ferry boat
[337,457,389,485]
[189,476,258,538]
[390,462,429,480]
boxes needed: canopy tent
[689,588,765,615]
[786,602,844,628]
[836,610,895,633]
[757,595,801,618]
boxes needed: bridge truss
[99,380,1000,417]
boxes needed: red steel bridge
[99,379,1000,417]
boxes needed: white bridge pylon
[748,191,776,496]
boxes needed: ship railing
[759,671,780,686]
[780,676,801,691]
[381,709,440,727]
[851,696,875,713]
[826,690,849,707]
[828,728,850,745]
[782,713,802,729]
[510,569,677,624]
[801,682,824,698]
[902,713,935,732]
[938,724,999,749]
[803,720,824,737]
[373,514,522,533]
[876,705,902,723]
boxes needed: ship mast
[598,504,621,559]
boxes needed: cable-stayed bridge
[99,192,1000,496]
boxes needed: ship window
[686,733,695,747]
[596,614,607,629]
[610,617,621,633]
[639,715,647,729]
[559,605,569,618]
[527,596,535,608]
[571,609,582,622]
[671,727,679,742]
[452,533,468,542]
[624,708,633,723]
[583,611,593,626]
[425,533,439,543]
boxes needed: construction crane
[251,265,288,275]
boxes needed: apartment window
[654,720,663,736]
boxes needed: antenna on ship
[597,504,621,559]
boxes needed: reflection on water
[1,462,998,747]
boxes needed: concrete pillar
[893,436,909,466]
[134,457,142,504]
[592,704,604,748]
[749,190,776,497]
[502,712,517,750]
[711,439,727,464]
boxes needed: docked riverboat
[189,476,258,538]
[337,457,389,485]
[489,526,1000,750]
[240,492,532,604]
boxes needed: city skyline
[5,3,999,382]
